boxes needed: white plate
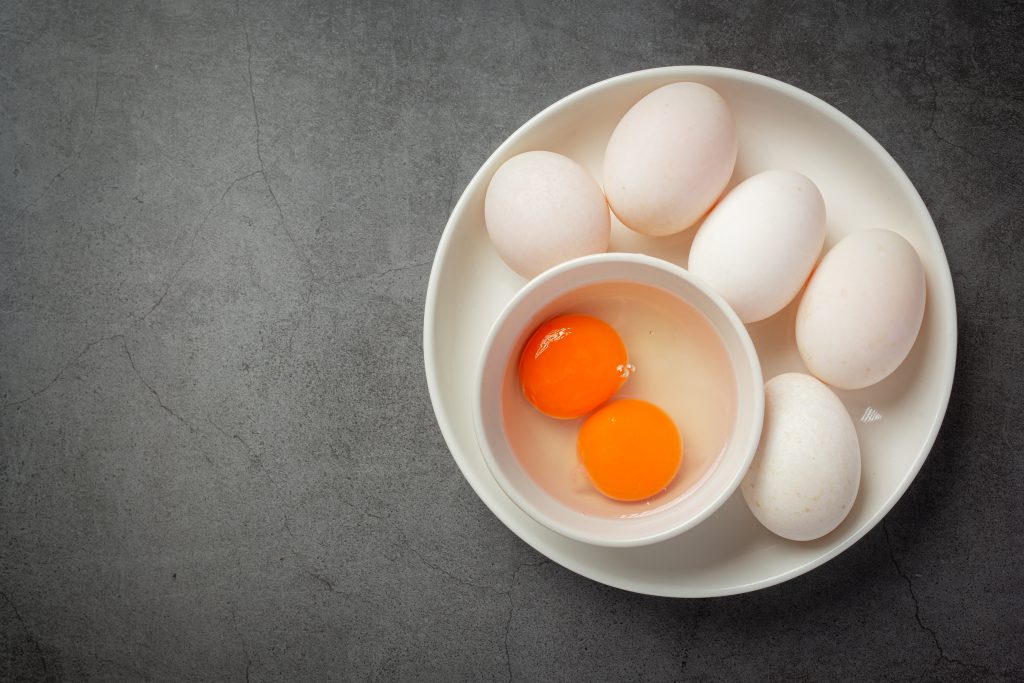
[423,66,956,597]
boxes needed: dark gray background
[2,0,1021,680]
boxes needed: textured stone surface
[1,0,1022,680]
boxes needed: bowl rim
[423,65,957,596]
[472,252,765,548]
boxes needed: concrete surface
[2,0,1022,680]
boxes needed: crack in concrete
[390,519,502,595]
[502,568,520,682]
[325,258,433,288]
[317,501,485,595]
[281,514,325,576]
[133,1,323,328]
[882,519,995,677]
[1,333,122,410]
[0,590,48,676]
[9,7,323,361]
[371,259,433,280]
[282,493,554,634]
[3,332,223,468]
[121,338,186,426]
[229,607,254,683]
[260,486,552,682]
[915,38,1008,177]
[303,568,338,592]
[121,337,214,465]
[445,175,458,216]
[244,471,554,683]
[139,170,261,322]
[320,499,516,599]
[501,559,550,682]
[237,0,317,299]
[233,433,260,469]
[526,15,647,62]
[206,418,261,469]
[10,67,101,227]
[278,514,362,599]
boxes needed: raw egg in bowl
[473,252,764,547]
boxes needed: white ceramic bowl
[473,253,764,548]
[425,66,956,596]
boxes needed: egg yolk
[577,399,682,501]
[519,314,630,419]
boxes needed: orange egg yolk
[519,314,629,420]
[577,399,682,501]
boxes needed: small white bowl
[473,252,764,548]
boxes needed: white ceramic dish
[423,66,957,597]
[474,253,764,548]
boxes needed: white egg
[484,151,609,279]
[796,229,926,390]
[741,373,861,542]
[688,170,826,323]
[603,82,737,237]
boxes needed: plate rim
[422,65,958,598]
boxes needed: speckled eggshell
[484,151,610,279]
[603,82,737,237]
[688,169,826,323]
[796,229,926,390]
[741,373,861,542]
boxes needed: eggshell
[688,170,826,323]
[796,229,926,390]
[741,373,861,542]
[484,151,610,278]
[603,82,737,237]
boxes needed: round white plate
[423,66,956,597]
